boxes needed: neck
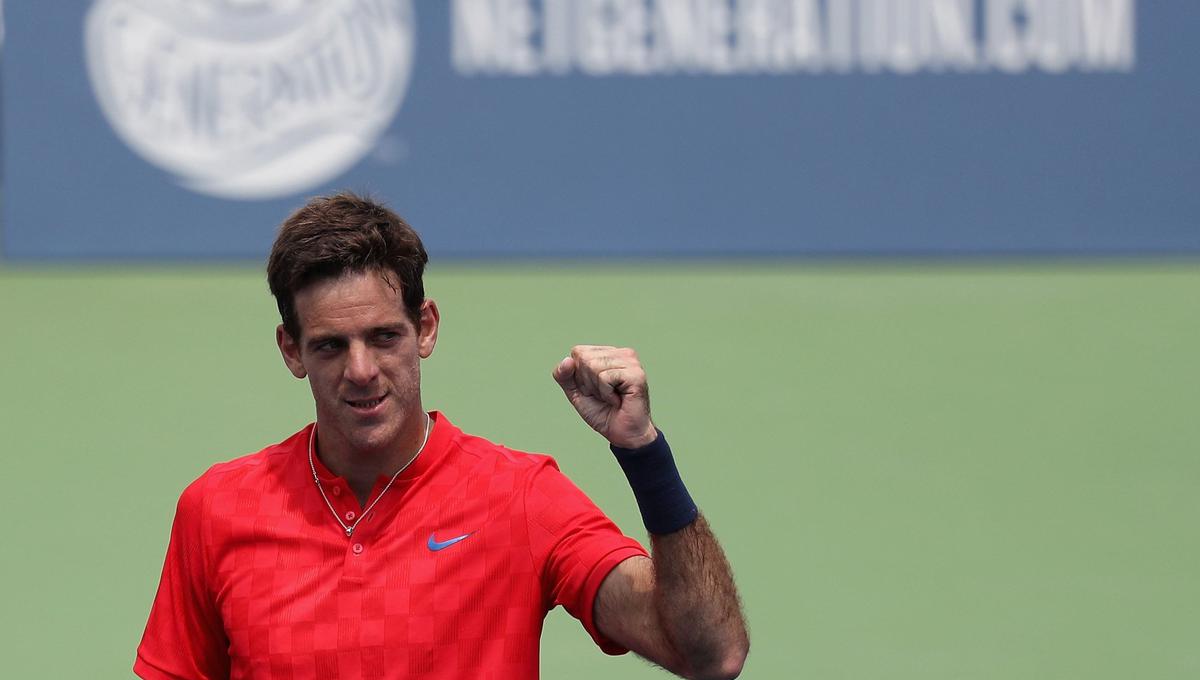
[315,411,431,505]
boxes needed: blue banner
[3,1,1196,258]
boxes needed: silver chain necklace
[307,412,432,537]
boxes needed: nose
[344,341,380,386]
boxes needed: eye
[313,339,342,353]
[374,331,400,344]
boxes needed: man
[135,193,748,680]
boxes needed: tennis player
[134,192,748,679]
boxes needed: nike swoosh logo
[427,532,471,552]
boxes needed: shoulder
[176,424,311,512]
[438,425,574,506]
[450,427,562,475]
[445,426,602,510]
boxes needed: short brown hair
[267,192,428,340]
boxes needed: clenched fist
[552,345,658,449]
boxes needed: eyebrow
[368,324,409,335]
[304,324,409,349]
[304,334,341,350]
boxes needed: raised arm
[553,346,749,679]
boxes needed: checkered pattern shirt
[135,412,647,679]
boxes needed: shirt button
[331,486,341,497]
[345,511,356,521]
[352,543,364,555]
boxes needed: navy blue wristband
[610,430,698,535]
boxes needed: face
[276,269,439,461]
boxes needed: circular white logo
[85,0,414,200]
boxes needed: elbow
[716,641,750,680]
[709,654,748,680]
[689,639,749,680]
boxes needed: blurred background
[1,1,1197,678]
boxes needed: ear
[417,299,440,359]
[276,324,307,379]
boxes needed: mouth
[345,392,388,412]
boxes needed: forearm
[650,515,749,680]
[553,348,748,677]
[608,430,749,678]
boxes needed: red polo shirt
[135,412,647,680]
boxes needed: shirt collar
[306,410,456,485]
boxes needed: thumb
[552,356,577,392]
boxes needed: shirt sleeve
[524,459,649,655]
[134,478,231,680]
